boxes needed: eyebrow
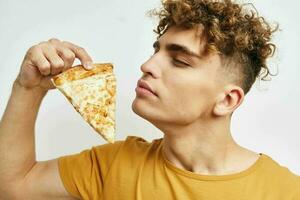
[153,40,202,59]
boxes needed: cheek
[161,85,186,113]
[163,75,216,120]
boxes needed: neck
[160,117,259,175]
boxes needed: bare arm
[0,38,93,199]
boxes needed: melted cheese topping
[57,73,116,143]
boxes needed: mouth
[136,79,158,97]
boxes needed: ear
[213,86,244,116]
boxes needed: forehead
[158,26,206,53]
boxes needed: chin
[131,98,160,122]
[132,98,148,118]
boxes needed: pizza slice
[51,63,116,143]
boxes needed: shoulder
[90,135,162,157]
[260,154,300,195]
[108,135,163,164]
[121,135,163,152]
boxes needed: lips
[137,79,157,96]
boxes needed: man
[0,0,299,199]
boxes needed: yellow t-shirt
[58,136,300,200]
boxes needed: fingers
[56,46,75,71]
[40,44,65,75]
[27,45,51,76]
[61,41,94,69]
[30,38,94,77]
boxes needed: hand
[15,38,94,92]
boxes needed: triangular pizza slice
[52,63,116,143]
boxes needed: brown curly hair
[149,0,278,94]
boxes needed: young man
[0,0,299,199]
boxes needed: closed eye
[172,58,190,67]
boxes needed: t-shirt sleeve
[57,140,124,199]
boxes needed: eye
[172,58,190,67]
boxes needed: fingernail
[84,62,94,70]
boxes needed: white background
[0,0,299,175]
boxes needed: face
[132,26,225,128]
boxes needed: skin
[0,38,92,199]
[132,25,260,175]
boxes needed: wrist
[12,79,48,98]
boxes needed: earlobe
[213,87,244,116]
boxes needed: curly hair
[149,0,278,94]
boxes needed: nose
[140,54,161,79]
